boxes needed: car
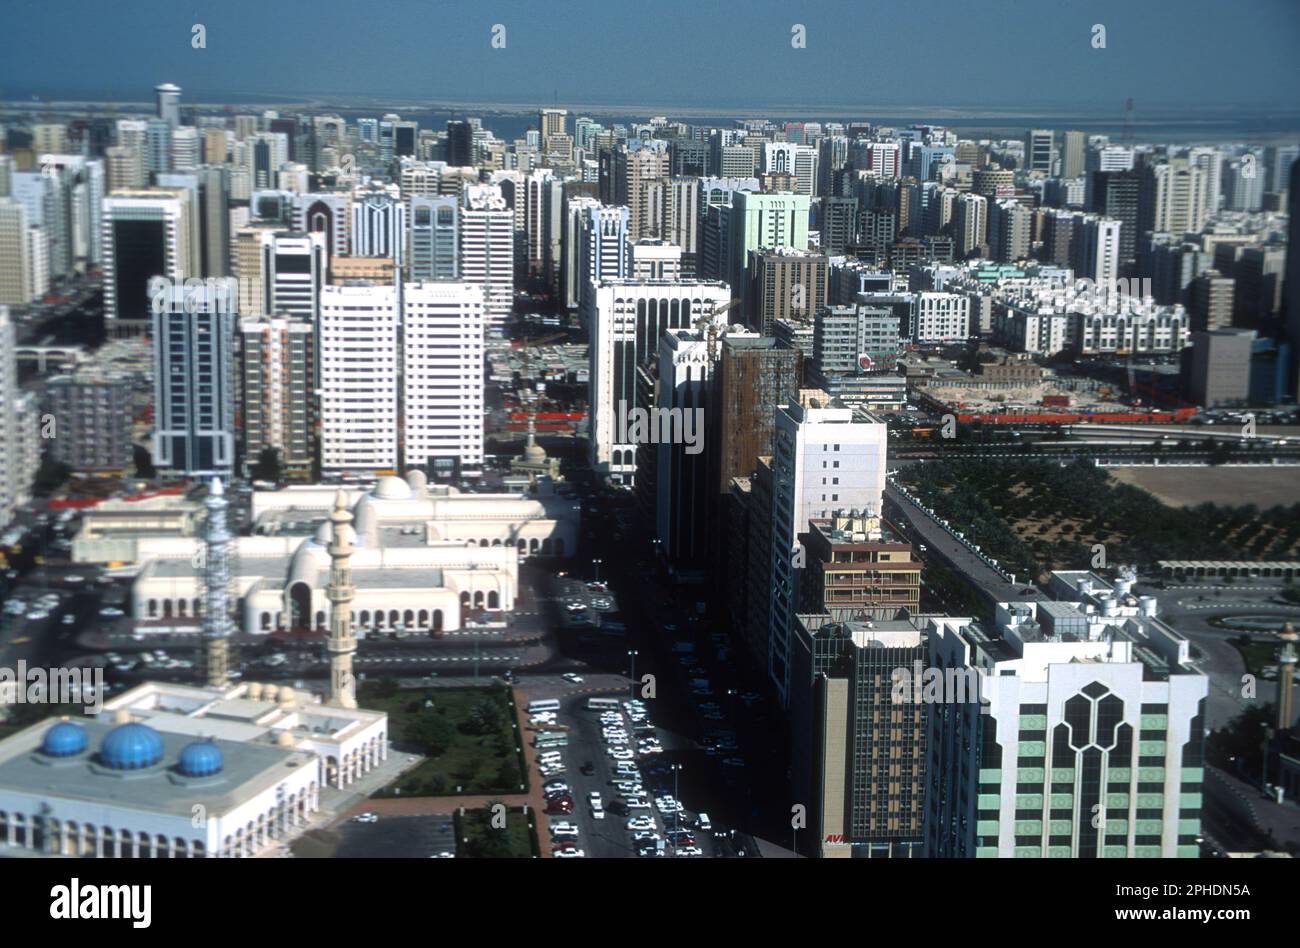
[546,797,574,815]
[673,845,704,857]
[579,761,595,776]
[632,831,660,844]
[543,779,569,794]
[60,614,76,626]
[561,672,584,684]
[552,846,586,858]
[99,607,124,618]
[550,823,580,839]
[351,812,379,824]
[608,748,634,761]
[637,845,665,857]
[26,610,50,621]
[625,816,656,832]
[624,796,650,810]
[612,780,642,793]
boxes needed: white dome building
[129,474,579,635]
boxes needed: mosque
[128,470,580,635]
[0,680,387,858]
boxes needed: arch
[473,591,485,608]
[193,598,202,616]
[360,610,371,626]
[518,539,527,553]
[417,609,429,627]
[315,610,326,628]
[487,590,500,610]
[541,538,553,555]
[260,612,271,631]
[148,599,158,618]
[176,599,187,617]
[289,582,312,629]
[388,610,400,626]
[529,538,540,553]
[403,609,415,626]
[459,592,470,608]
[375,611,385,628]
[479,539,489,548]
[162,600,173,618]
[433,609,444,632]
[492,538,502,547]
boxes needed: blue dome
[42,721,88,757]
[176,740,223,778]
[99,723,164,770]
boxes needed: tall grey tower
[156,83,181,128]
[201,477,234,688]
[325,490,358,709]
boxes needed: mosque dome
[41,721,88,757]
[176,740,223,778]
[405,469,428,493]
[313,521,333,545]
[373,475,413,501]
[99,723,164,770]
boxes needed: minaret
[325,490,358,709]
[1277,622,1297,732]
[201,477,234,688]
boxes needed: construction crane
[691,299,743,363]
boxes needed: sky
[1,0,1298,114]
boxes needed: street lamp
[670,763,683,840]
[627,649,639,698]
[592,558,602,584]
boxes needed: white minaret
[325,490,358,709]
[202,477,234,688]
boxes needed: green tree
[133,444,156,479]
[33,455,72,494]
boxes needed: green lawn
[454,804,539,858]
[1226,635,1283,679]
[363,682,528,797]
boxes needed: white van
[527,698,561,714]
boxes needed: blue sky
[1,0,1298,111]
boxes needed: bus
[527,698,561,714]
[533,731,569,748]
[586,697,622,712]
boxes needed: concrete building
[102,189,197,326]
[239,316,315,481]
[318,283,399,474]
[459,184,514,333]
[1188,328,1254,408]
[585,279,730,486]
[748,246,827,335]
[925,571,1208,859]
[42,373,133,474]
[402,281,485,479]
[727,191,811,314]
[768,393,888,705]
[149,278,237,477]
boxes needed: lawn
[363,682,528,797]
[1225,634,1284,679]
[454,804,539,858]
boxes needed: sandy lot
[1108,466,1300,509]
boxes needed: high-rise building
[989,199,1032,262]
[1023,129,1055,174]
[0,199,35,305]
[1222,152,1265,212]
[1061,131,1086,179]
[459,184,514,332]
[1188,328,1253,407]
[925,572,1208,858]
[43,373,132,473]
[1187,270,1235,331]
[408,196,458,281]
[767,393,888,704]
[577,203,630,316]
[0,308,37,530]
[1074,215,1122,286]
[402,281,485,478]
[349,183,405,266]
[257,231,326,321]
[586,279,730,486]
[446,121,475,167]
[239,316,314,480]
[790,611,927,857]
[715,335,802,496]
[1140,160,1209,238]
[318,283,399,473]
[748,246,827,335]
[728,191,811,314]
[149,277,237,476]
[953,193,988,259]
[102,188,196,325]
[607,140,671,241]
[155,83,182,127]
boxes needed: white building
[402,281,485,477]
[318,283,399,474]
[585,279,730,486]
[0,680,388,858]
[459,184,514,332]
[925,570,1208,859]
[102,188,196,323]
[767,393,888,705]
[914,291,971,342]
[128,472,579,634]
[349,182,405,265]
[0,308,36,531]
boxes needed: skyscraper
[402,281,485,478]
[155,82,182,127]
[318,283,399,473]
[459,184,515,332]
[149,277,237,476]
[239,316,315,480]
[102,188,196,326]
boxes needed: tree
[252,446,282,483]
